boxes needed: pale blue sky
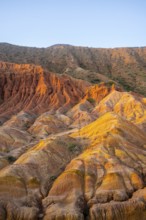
[0,0,146,48]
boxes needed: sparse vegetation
[68,143,77,152]
[7,155,16,163]
[65,169,84,177]
[28,177,40,188]
[106,80,114,87]
[50,175,57,181]
[1,43,146,95]
[117,78,133,91]
[91,78,100,84]
[87,97,95,104]
[1,43,146,220]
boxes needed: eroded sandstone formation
[43,112,146,219]
[0,62,89,124]
[1,61,146,219]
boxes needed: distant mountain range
[0,43,146,95]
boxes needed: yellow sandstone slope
[0,136,82,219]
[43,112,146,220]
[1,61,146,219]
[93,90,146,131]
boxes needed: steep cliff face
[1,61,146,219]
[0,62,89,124]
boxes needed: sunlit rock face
[0,61,89,124]
[1,61,146,219]
[92,90,146,131]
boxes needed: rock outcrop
[1,61,146,219]
[0,62,89,124]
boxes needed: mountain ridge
[1,42,146,49]
[0,43,146,95]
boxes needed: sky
[0,0,146,48]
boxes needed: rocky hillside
[1,61,146,219]
[0,43,146,95]
[0,61,89,124]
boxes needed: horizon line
[0,42,146,50]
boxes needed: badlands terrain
[0,45,146,219]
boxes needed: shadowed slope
[43,113,146,220]
[0,136,82,220]
[0,62,89,124]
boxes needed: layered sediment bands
[66,83,114,128]
[28,112,72,139]
[0,136,82,219]
[0,62,89,124]
[1,60,146,219]
[43,113,146,219]
[0,124,32,152]
[84,83,114,103]
[92,90,146,131]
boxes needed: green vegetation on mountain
[0,43,146,95]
